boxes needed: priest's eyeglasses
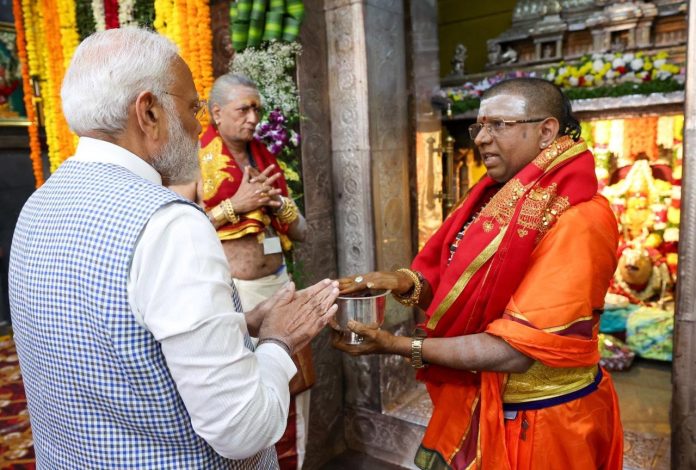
[468,118,546,140]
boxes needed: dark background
[0,126,44,324]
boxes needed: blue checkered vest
[10,160,277,469]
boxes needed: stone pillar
[325,0,414,402]
[295,1,345,468]
[321,0,438,467]
[671,4,696,467]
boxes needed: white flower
[605,69,617,80]
[653,59,666,69]
[618,72,637,83]
[583,74,595,85]
[558,66,568,76]
[592,59,604,73]
[568,76,579,86]
[612,57,625,68]
[629,58,644,72]
[623,53,634,62]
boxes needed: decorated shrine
[437,0,687,371]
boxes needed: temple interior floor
[324,358,672,470]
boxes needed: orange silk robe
[419,195,623,470]
[487,195,623,469]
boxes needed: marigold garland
[153,0,173,36]
[38,0,76,171]
[20,0,41,77]
[12,0,44,187]
[154,0,214,128]
[16,0,215,175]
[56,0,80,72]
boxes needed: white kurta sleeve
[128,202,297,459]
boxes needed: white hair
[208,73,259,114]
[61,27,178,136]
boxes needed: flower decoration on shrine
[545,51,682,89]
[442,51,684,116]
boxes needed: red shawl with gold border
[411,136,599,469]
[199,125,293,250]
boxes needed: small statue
[487,41,502,65]
[500,47,519,64]
[450,43,467,76]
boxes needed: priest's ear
[539,117,560,145]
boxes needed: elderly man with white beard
[8,27,338,469]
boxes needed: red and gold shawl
[411,136,599,469]
[199,125,293,250]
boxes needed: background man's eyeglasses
[468,118,546,140]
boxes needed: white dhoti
[234,268,311,470]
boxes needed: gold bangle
[393,268,422,306]
[209,205,226,225]
[220,199,240,224]
[275,196,299,225]
[411,337,426,369]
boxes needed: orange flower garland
[195,0,214,104]
[154,0,214,128]
[12,0,44,187]
[38,0,76,171]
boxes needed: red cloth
[411,137,619,469]
[199,125,292,246]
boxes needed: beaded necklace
[447,198,491,265]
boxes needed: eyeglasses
[468,118,546,140]
[163,92,208,122]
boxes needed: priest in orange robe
[335,78,623,470]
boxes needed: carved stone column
[671,4,696,467]
[295,1,345,468]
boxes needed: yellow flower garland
[56,0,80,72]
[21,0,41,77]
[154,0,214,128]
[154,0,173,35]
[17,0,215,173]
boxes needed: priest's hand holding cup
[331,320,395,356]
[338,270,414,296]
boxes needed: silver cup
[336,289,390,344]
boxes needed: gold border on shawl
[427,228,507,330]
[542,314,594,333]
[217,225,262,241]
[504,311,594,333]
[448,393,481,466]
[545,141,588,173]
